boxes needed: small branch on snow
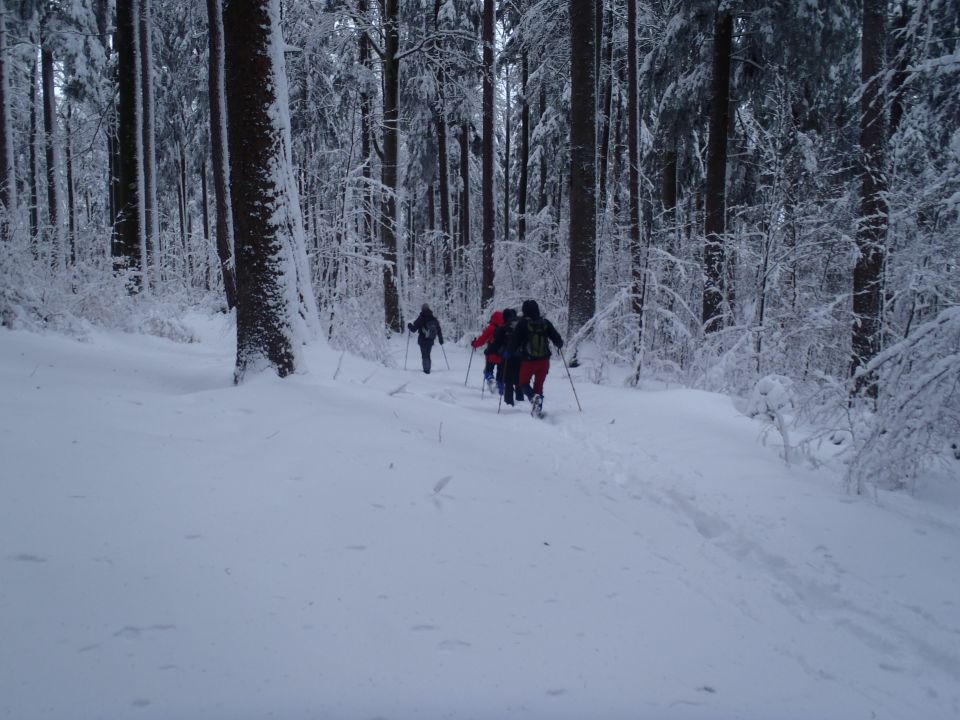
[388,382,408,397]
[333,351,345,380]
[438,422,443,443]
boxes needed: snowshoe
[531,394,544,419]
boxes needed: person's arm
[548,321,564,349]
[408,315,422,333]
[438,322,444,345]
[472,323,493,348]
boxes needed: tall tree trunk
[380,0,402,331]
[139,0,158,288]
[65,104,75,263]
[597,1,614,215]
[503,63,511,244]
[205,0,237,308]
[517,50,529,246]
[0,1,16,237]
[459,121,471,258]
[41,43,65,268]
[852,0,888,396]
[357,0,374,248]
[29,57,39,243]
[626,0,641,329]
[480,0,495,306]
[201,158,210,288]
[703,5,732,333]
[432,0,453,299]
[568,0,596,335]
[224,0,317,380]
[115,0,143,282]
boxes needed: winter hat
[502,308,517,322]
[521,299,540,318]
[421,303,431,313]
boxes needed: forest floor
[2,311,959,719]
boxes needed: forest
[0,0,957,491]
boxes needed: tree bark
[66,104,75,263]
[41,43,65,268]
[517,51,529,246]
[432,0,453,298]
[29,57,39,243]
[851,0,888,396]
[115,0,143,281]
[703,5,732,333]
[627,0,641,326]
[0,1,16,236]
[205,0,237,308]
[481,0,495,306]
[568,0,597,335]
[380,0,402,332]
[139,0,158,288]
[503,64,511,245]
[224,0,316,379]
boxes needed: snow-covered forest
[1,0,958,487]
[1,0,960,715]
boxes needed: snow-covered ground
[2,313,959,719]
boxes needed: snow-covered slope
[2,315,958,719]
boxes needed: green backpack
[525,318,550,359]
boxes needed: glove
[407,323,415,332]
[440,340,444,345]
[502,350,510,359]
[557,340,563,350]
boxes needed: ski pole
[558,348,582,412]
[404,331,411,370]
[465,347,475,386]
[440,343,451,370]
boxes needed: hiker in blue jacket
[408,304,444,374]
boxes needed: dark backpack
[422,318,439,342]
[525,318,550,359]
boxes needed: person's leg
[420,344,431,373]
[533,360,550,396]
[518,361,535,400]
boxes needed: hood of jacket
[521,299,540,319]
[490,311,504,326]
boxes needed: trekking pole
[440,343,451,370]
[558,348,582,412]
[465,347,475,386]
[404,331,411,370]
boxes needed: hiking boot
[485,377,497,395]
[496,380,504,395]
[531,394,544,418]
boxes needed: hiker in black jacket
[407,304,444,374]
[507,299,563,416]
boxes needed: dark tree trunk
[66,104,75,263]
[703,6,732,333]
[380,0,402,331]
[568,0,596,335]
[626,0,641,324]
[481,0,495,306]
[433,0,453,297]
[115,0,142,280]
[518,51,529,246]
[852,0,888,396]
[0,1,15,235]
[537,81,548,253]
[503,64,510,245]
[357,0,374,247]
[597,2,613,214]
[459,121,470,255]
[205,0,237,308]
[201,158,210,282]
[224,0,302,379]
[139,0,157,287]
[28,57,38,243]
[41,44,63,266]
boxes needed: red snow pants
[519,358,550,396]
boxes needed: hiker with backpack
[507,299,563,417]
[471,309,514,394]
[495,308,525,405]
[408,304,444,374]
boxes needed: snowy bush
[746,374,795,419]
[847,307,960,492]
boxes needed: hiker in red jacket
[471,310,506,394]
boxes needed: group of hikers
[407,299,563,418]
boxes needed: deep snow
[1,313,959,719]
